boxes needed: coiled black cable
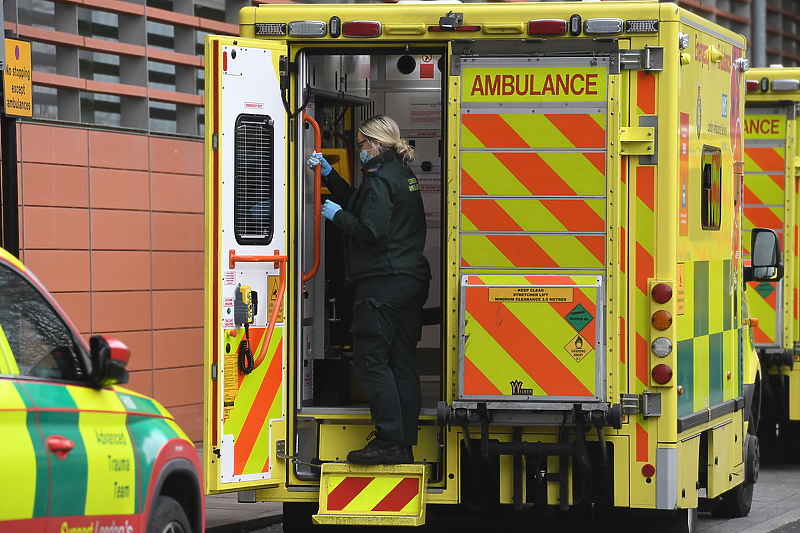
[239,323,254,374]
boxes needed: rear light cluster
[256,16,660,39]
[650,282,675,385]
[748,77,800,93]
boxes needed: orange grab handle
[303,112,321,285]
[228,250,287,371]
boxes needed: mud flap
[314,463,428,526]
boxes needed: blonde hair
[359,115,415,163]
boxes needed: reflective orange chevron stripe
[493,153,580,195]
[464,356,503,395]
[461,169,483,195]
[746,147,785,172]
[545,113,605,149]
[636,333,649,386]
[462,114,527,148]
[466,285,592,396]
[234,337,283,476]
[744,206,783,229]
[637,70,656,115]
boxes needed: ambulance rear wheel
[146,495,191,533]
[779,420,800,462]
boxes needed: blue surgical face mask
[360,149,371,163]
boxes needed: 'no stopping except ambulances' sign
[463,67,607,103]
[4,39,32,118]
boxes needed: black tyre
[711,433,758,518]
[779,420,800,462]
[146,495,191,533]
[283,502,318,533]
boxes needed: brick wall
[18,122,205,442]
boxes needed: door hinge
[619,126,655,155]
[618,45,663,72]
[620,392,662,418]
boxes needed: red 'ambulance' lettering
[743,118,780,135]
[470,73,599,97]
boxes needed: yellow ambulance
[744,66,800,459]
[203,2,779,530]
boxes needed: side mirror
[744,228,783,282]
[90,335,130,387]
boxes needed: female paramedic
[308,115,431,465]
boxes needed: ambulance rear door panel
[456,51,611,409]
[206,35,288,493]
[743,108,789,349]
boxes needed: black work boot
[347,431,408,465]
[404,445,414,463]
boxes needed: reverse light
[761,77,769,92]
[772,79,800,92]
[746,80,760,92]
[330,16,341,38]
[651,310,673,331]
[626,20,658,33]
[288,20,327,37]
[343,21,382,38]
[651,283,672,304]
[569,14,582,36]
[651,364,673,385]
[584,18,623,36]
[255,23,287,36]
[651,337,673,357]
[528,19,567,36]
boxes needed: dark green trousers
[350,274,429,445]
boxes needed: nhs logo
[722,94,728,118]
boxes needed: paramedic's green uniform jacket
[324,149,431,284]
[324,149,431,446]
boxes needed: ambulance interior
[296,49,445,414]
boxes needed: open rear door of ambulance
[204,35,289,493]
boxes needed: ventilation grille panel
[234,114,274,245]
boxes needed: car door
[0,334,48,532]
[0,258,138,533]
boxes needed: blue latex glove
[322,199,342,221]
[307,152,332,177]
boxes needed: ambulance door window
[0,264,87,381]
[234,114,275,245]
[701,146,722,230]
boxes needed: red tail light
[746,80,759,92]
[641,464,655,477]
[343,21,381,37]
[528,19,567,36]
[651,364,673,384]
[651,283,672,303]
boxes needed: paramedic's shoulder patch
[365,164,382,175]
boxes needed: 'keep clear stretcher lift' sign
[4,39,32,118]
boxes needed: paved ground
[202,452,800,533]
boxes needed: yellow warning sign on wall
[4,39,32,118]
[267,275,284,321]
[489,287,573,303]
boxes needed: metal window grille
[234,114,275,245]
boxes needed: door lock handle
[47,435,75,459]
